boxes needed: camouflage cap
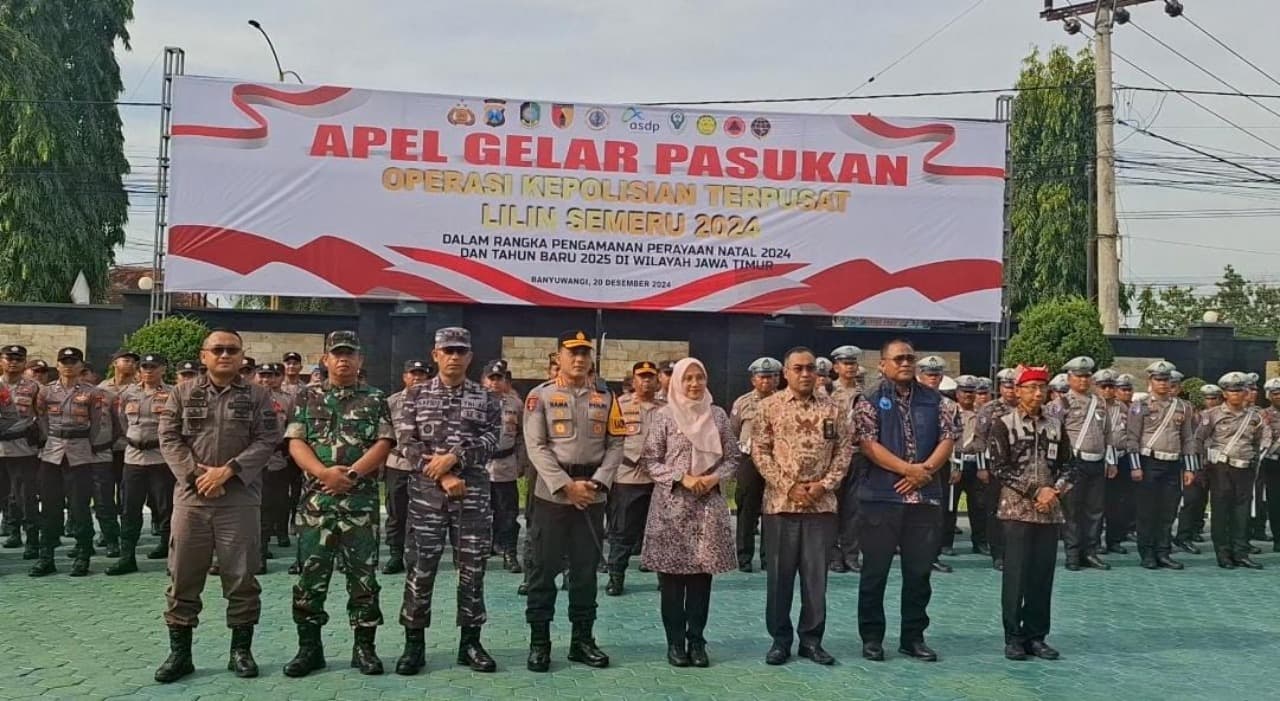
[325,330,361,353]
[916,355,947,375]
[2,345,26,358]
[831,345,862,362]
[434,327,471,350]
[1200,383,1223,397]
[1062,356,1096,376]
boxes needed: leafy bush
[1003,296,1114,372]
[1180,376,1206,408]
[118,315,209,381]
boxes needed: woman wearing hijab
[639,358,741,668]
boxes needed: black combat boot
[503,550,522,573]
[147,536,168,559]
[106,541,138,575]
[282,623,326,677]
[21,528,39,560]
[605,572,624,596]
[154,625,195,683]
[457,626,496,672]
[28,545,55,576]
[2,528,20,548]
[69,548,90,577]
[395,627,425,675]
[227,625,259,677]
[567,621,610,668]
[382,551,404,575]
[351,627,384,675]
[527,622,551,672]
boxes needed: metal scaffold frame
[149,47,184,323]
[991,94,1014,378]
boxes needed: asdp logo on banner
[622,106,660,134]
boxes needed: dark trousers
[1209,464,1254,559]
[525,497,604,625]
[1263,460,1280,544]
[1105,467,1137,547]
[606,482,652,574]
[1176,471,1210,542]
[0,455,38,537]
[491,480,521,554]
[987,476,1005,561]
[120,464,174,545]
[1135,457,1182,560]
[286,463,303,533]
[384,468,411,558]
[261,468,292,543]
[857,501,939,645]
[658,572,712,645]
[90,461,120,545]
[1002,520,1058,645]
[943,461,986,550]
[38,461,96,554]
[735,458,766,567]
[1060,459,1105,563]
[763,512,834,649]
[829,462,861,564]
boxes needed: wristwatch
[345,468,360,482]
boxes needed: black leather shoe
[1004,643,1028,661]
[1084,555,1111,570]
[1026,641,1060,660]
[456,627,496,673]
[395,628,425,675]
[1106,544,1129,555]
[738,562,753,573]
[828,559,848,573]
[688,641,709,668]
[517,580,529,596]
[605,573,624,596]
[1,532,20,548]
[69,558,90,577]
[1156,555,1184,570]
[940,546,957,557]
[667,643,690,667]
[764,644,790,665]
[931,561,953,574]
[1173,540,1201,555]
[1234,557,1264,570]
[287,561,301,575]
[567,625,609,668]
[993,559,1004,571]
[105,542,120,558]
[862,642,885,661]
[382,558,404,575]
[898,641,938,662]
[1140,558,1159,570]
[798,644,835,665]
[146,544,168,560]
[29,558,56,577]
[503,551,523,573]
[527,644,551,673]
[1218,558,1237,569]
[974,543,992,556]
[1065,562,1082,571]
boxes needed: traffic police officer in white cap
[1196,372,1268,568]
[1125,361,1196,570]
[730,357,782,572]
[827,346,863,573]
[1049,357,1119,571]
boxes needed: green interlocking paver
[2,518,1279,699]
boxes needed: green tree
[1007,46,1095,314]
[232,295,358,314]
[1135,285,1207,335]
[120,315,208,382]
[1003,296,1113,372]
[0,0,133,302]
[1136,265,1280,339]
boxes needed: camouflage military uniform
[397,376,500,630]
[285,382,394,628]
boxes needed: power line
[1125,234,1280,258]
[1176,9,1280,92]
[1117,119,1280,183]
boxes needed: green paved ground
[2,521,1278,701]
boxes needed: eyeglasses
[202,346,242,356]
[789,364,817,374]
[888,354,917,365]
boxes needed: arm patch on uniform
[607,398,626,436]
[526,394,539,412]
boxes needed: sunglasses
[888,354,917,365]
[202,346,242,356]
[437,347,470,356]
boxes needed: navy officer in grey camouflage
[394,327,501,675]
[523,330,625,672]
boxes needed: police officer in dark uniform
[107,354,174,575]
[176,361,202,383]
[523,331,625,672]
[0,345,41,559]
[395,328,501,675]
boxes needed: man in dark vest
[851,339,957,663]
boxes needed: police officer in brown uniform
[1197,372,1269,569]
[97,349,138,555]
[605,360,664,596]
[31,347,113,577]
[1125,361,1196,570]
[107,354,174,575]
[523,330,624,672]
[383,359,432,575]
[0,345,42,559]
[255,362,295,573]
[483,359,526,573]
[154,329,281,683]
[729,357,782,572]
[827,346,863,573]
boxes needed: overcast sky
[113,0,1280,294]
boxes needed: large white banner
[167,76,1007,320]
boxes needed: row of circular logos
[445,100,773,138]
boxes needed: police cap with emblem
[556,330,591,352]
[240,356,256,370]
[996,368,1017,386]
[177,360,201,374]
[112,349,140,362]
[1201,383,1224,398]
[658,360,674,375]
[632,361,658,376]
[1264,378,1280,394]
[2,345,26,358]
[1145,360,1176,379]
[955,374,979,392]
[57,347,84,364]
[256,362,282,375]
[916,355,947,376]
[1170,370,1184,384]
[748,357,782,375]
[484,359,510,378]
[815,357,833,375]
[1246,372,1260,386]
[282,351,302,363]
[1218,372,1249,392]
[976,377,992,392]
[403,359,430,373]
[140,354,167,368]
[1092,368,1117,386]
[325,330,362,353]
[1049,373,1069,392]
[831,345,862,362]
[1062,356,1095,376]
[1115,373,1134,389]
